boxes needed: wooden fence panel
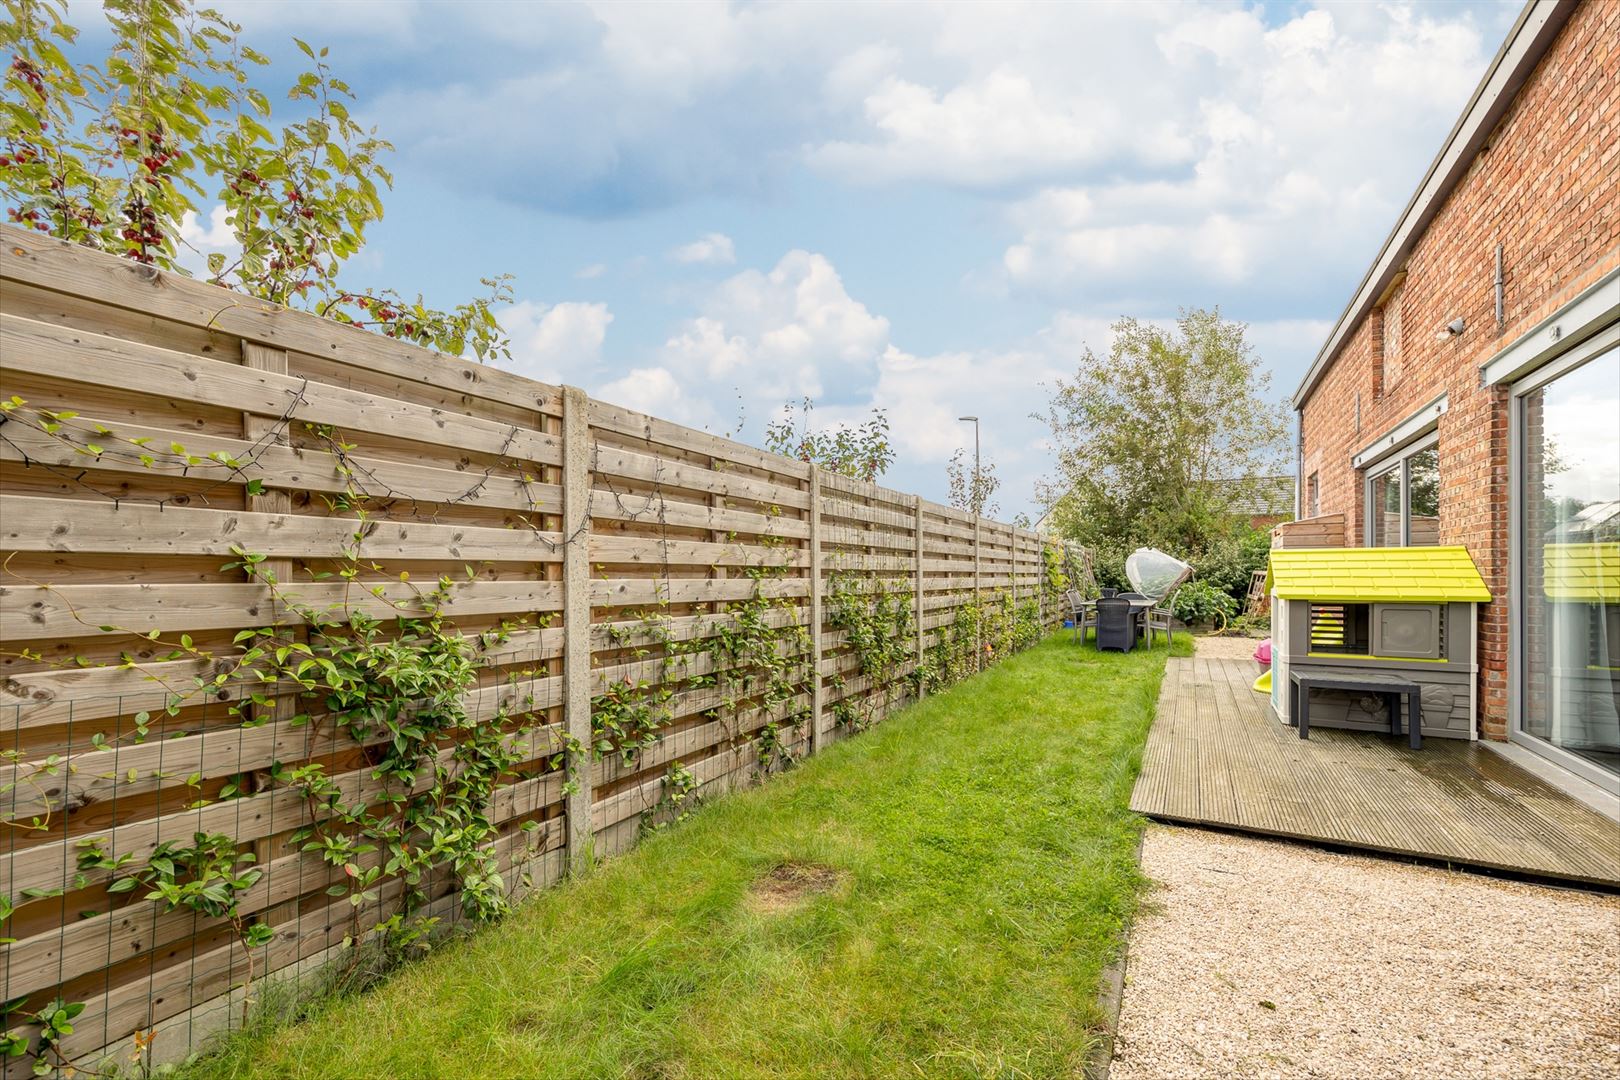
[1271,513,1346,549]
[0,224,1069,1073]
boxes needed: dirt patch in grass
[746,862,848,914]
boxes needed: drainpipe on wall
[1295,410,1305,519]
[1494,244,1505,331]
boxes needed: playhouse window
[1308,603,1370,655]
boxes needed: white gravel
[1184,634,1266,662]
[1111,825,1620,1080]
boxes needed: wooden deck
[1131,655,1620,888]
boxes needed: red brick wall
[1298,0,1620,740]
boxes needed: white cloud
[176,204,239,280]
[200,0,1521,515]
[997,4,1494,302]
[498,299,613,384]
[650,250,889,408]
[219,0,1506,310]
[595,242,1348,510]
[590,249,916,447]
[809,66,1191,187]
[668,232,736,266]
[596,366,711,427]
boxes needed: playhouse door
[1272,598,1288,722]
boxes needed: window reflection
[1520,347,1619,776]
[1371,466,1402,547]
[1408,447,1440,546]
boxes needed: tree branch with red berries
[0,0,514,363]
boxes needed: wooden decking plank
[1222,659,1303,835]
[1169,659,1199,819]
[1192,657,1242,825]
[1130,660,1179,816]
[1128,652,1619,887]
[1215,657,1299,835]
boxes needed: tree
[1,0,511,360]
[763,398,894,482]
[1039,307,1290,557]
[946,447,999,518]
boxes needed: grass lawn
[183,632,1189,1080]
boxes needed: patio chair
[1141,587,1179,649]
[1066,590,1096,643]
[1115,591,1167,648]
[1095,596,1135,652]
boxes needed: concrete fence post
[914,495,925,698]
[807,465,824,752]
[973,514,983,671]
[561,386,594,872]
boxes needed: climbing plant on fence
[0,224,1068,1077]
[825,570,916,732]
[0,4,1076,1071]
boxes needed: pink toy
[1253,638,1272,667]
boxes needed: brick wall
[1298,0,1619,740]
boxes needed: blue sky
[173,0,1520,518]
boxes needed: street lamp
[958,415,980,517]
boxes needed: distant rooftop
[1205,474,1295,518]
[1032,474,1294,535]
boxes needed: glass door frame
[1507,328,1620,794]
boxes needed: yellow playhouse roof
[1266,546,1491,603]
[1543,542,1619,603]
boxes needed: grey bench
[1288,670,1422,749]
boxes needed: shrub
[1082,526,1269,605]
[1170,580,1239,626]
[1192,527,1271,602]
[1088,538,1133,593]
[1226,611,1272,637]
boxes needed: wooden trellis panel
[0,223,1067,1073]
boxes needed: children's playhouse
[1265,547,1492,739]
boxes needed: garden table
[1074,598,1154,630]
[1083,597,1153,651]
[1074,598,1155,614]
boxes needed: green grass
[182,633,1188,1080]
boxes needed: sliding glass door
[1517,343,1619,777]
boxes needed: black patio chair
[1095,596,1135,652]
[1114,592,1149,645]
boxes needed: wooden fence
[0,224,1067,1072]
[1270,513,1346,549]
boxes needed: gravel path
[1111,826,1620,1079]
[1182,634,1265,661]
